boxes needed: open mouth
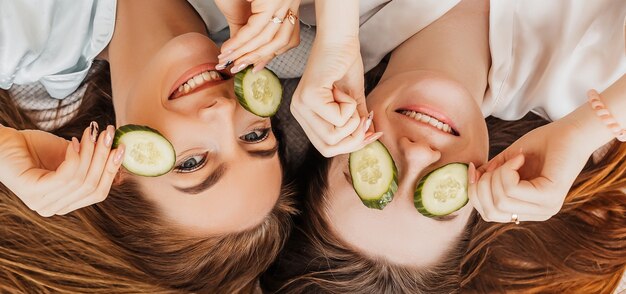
[168,64,231,100]
[395,109,460,136]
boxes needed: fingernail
[72,137,80,153]
[364,111,374,131]
[231,63,248,74]
[114,145,125,165]
[215,64,226,70]
[224,60,233,67]
[104,126,114,147]
[469,162,476,184]
[364,132,383,144]
[89,121,99,143]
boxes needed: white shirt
[0,0,461,99]
[0,0,116,99]
[483,0,626,121]
[0,0,225,100]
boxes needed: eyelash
[174,153,208,173]
[173,128,270,173]
[240,128,271,143]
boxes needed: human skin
[323,0,626,267]
[325,0,491,266]
[104,0,282,235]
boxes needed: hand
[0,123,125,217]
[214,0,301,74]
[290,38,382,157]
[468,120,590,223]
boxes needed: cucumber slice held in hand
[349,140,398,210]
[234,66,282,117]
[112,125,176,177]
[414,163,469,217]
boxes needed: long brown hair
[461,121,626,293]
[262,115,626,293]
[0,62,297,293]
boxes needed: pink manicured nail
[231,63,248,74]
[114,145,125,165]
[72,137,80,153]
[469,162,476,184]
[104,126,114,147]
[364,132,383,145]
[364,111,374,132]
[89,121,99,143]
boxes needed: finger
[305,88,357,127]
[236,13,300,72]
[56,144,125,216]
[295,106,362,146]
[490,162,544,215]
[251,26,301,73]
[220,6,289,62]
[475,172,511,222]
[75,122,101,182]
[293,106,379,157]
[468,162,486,217]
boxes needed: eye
[240,128,271,143]
[174,153,208,173]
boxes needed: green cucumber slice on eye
[234,66,282,117]
[349,140,398,210]
[112,125,176,177]
[414,163,469,217]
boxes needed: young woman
[0,0,297,292]
[264,0,626,292]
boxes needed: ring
[511,214,520,225]
[270,16,284,24]
[286,9,298,25]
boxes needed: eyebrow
[174,163,228,195]
[247,142,279,159]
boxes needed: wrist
[560,102,615,156]
[315,0,360,41]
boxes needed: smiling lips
[169,70,226,100]
[397,109,459,136]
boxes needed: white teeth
[176,70,224,93]
[188,79,197,88]
[400,110,454,135]
[202,72,211,81]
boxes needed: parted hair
[262,115,626,293]
[0,62,297,293]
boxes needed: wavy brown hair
[0,62,297,293]
[262,115,626,293]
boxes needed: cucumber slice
[112,125,176,177]
[349,141,398,210]
[414,163,468,217]
[234,66,282,117]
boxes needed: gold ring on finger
[286,9,298,25]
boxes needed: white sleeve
[0,0,116,99]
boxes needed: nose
[197,95,237,123]
[398,137,441,183]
